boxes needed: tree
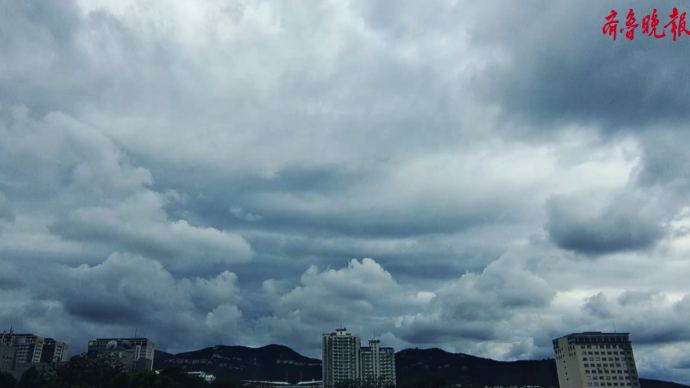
[210,377,242,388]
[17,366,48,388]
[0,371,17,388]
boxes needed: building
[360,339,396,386]
[553,332,640,388]
[13,334,45,363]
[0,329,69,366]
[0,345,16,373]
[0,330,16,373]
[87,338,156,371]
[322,328,361,387]
[41,338,69,363]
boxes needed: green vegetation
[0,353,244,388]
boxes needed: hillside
[153,345,689,388]
[153,344,321,383]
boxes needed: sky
[2,0,690,384]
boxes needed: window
[585,364,589,367]
[608,351,612,355]
[584,358,589,361]
[595,352,600,355]
[589,384,593,387]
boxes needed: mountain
[153,345,689,388]
[396,348,558,387]
[153,344,321,383]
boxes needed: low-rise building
[87,338,156,371]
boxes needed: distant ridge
[154,344,321,383]
[154,345,690,388]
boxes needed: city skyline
[2,0,690,386]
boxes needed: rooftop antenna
[134,328,137,338]
[613,322,617,333]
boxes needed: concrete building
[41,338,69,363]
[0,346,16,373]
[87,338,156,371]
[322,328,361,388]
[0,330,17,373]
[1,330,69,366]
[13,334,45,363]
[553,332,640,388]
[360,339,396,386]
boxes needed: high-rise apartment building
[87,338,156,371]
[360,339,396,386]
[553,332,640,388]
[322,328,361,387]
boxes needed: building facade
[13,334,45,364]
[553,332,640,388]
[0,330,16,373]
[360,339,396,386]
[4,333,69,365]
[87,338,156,371]
[322,328,361,387]
[41,338,69,363]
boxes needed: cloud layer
[2,0,690,385]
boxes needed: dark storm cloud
[397,320,496,344]
[0,261,22,290]
[0,191,14,222]
[3,0,690,383]
[472,1,690,133]
[545,195,665,255]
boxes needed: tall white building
[553,332,640,388]
[322,328,361,388]
[360,339,396,386]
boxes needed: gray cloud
[545,194,666,255]
[2,0,690,384]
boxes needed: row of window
[587,374,633,380]
[584,351,625,356]
[584,363,627,368]
[584,370,635,375]
[583,357,633,362]
[581,344,630,350]
[587,383,639,387]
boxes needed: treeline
[331,376,461,388]
[0,353,247,388]
[0,353,481,388]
